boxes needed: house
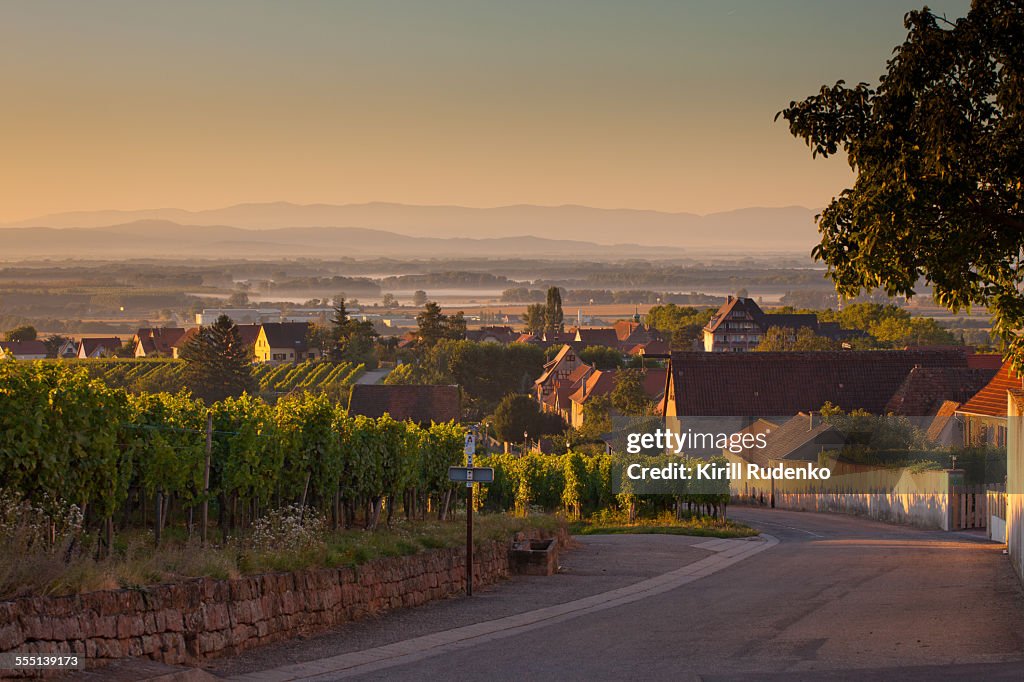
[132,327,187,358]
[573,328,622,349]
[534,345,587,403]
[347,384,461,425]
[77,337,123,359]
[702,296,857,352]
[56,339,79,358]
[568,367,667,429]
[171,328,200,359]
[542,363,594,424]
[739,414,846,468]
[235,324,262,360]
[628,338,671,357]
[955,359,1022,447]
[925,400,965,446]
[613,320,665,348]
[0,340,48,360]
[254,322,318,363]
[660,349,970,417]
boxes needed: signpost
[448,426,492,597]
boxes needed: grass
[0,513,564,600]
[569,511,758,539]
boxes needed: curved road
[222,508,1024,681]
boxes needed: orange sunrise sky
[0,0,970,224]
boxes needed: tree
[180,314,256,403]
[580,345,624,370]
[5,325,37,342]
[544,287,564,335]
[522,303,546,334]
[327,297,379,364]
[381,293,399,308]
[413,290,428,307]
[755,326,839,352]
[414,303,466,347]
[777,3,1024,365]
[330,297,349,335]
[42,334,70,358]
[446,311,467,340]
[490,394,564,443]
[610,369,653,415]
[416,302,449,347]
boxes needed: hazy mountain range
[0,202,819,259]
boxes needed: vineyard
[53,358,365,400]
[0,362,465,549]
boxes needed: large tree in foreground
[777,1,1024,364]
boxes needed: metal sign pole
[466,427,475,597]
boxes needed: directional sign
[448,466,494,483]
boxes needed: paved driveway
[215,508,1024,681]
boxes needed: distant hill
[0,221,701,260]
[2,202,820,252]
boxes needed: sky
[0,0,971,222]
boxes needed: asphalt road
[345,508,1024,681]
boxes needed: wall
[727,454,957,530]
[0,527,567,669]
[1006,390,1024,582]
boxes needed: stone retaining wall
[0,527,568,673]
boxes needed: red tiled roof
[235,324,262,346]
[642,368,667,399]
[348,384,461,424]
[665,349,969,416]
[884,366,998,416]
[967,353,1004,370]
[79,337,122,357]
[957,359,1023,417]
[629,339,671,356]
[570,369,616,404]
[134,327,186,355]
[613,320,643,342]
[574,328,621,348]
[173,327,200,349]
[569,368,667,405]
[535,344,575,386]
[0,340,48,357]
[704,297,762,333]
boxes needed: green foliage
[579,345,624,370]
[180,315,255,403]
[755,326,839,351]
[384,339,545,415]
[4,325,37,342]
[544,287,564,334]
[777,3,1024,366]
[522,303,546,334]
[0,362,466,538]
[490,394,566,443]
[610,368,654,415]
[415,302,466,347]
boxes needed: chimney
[808,411,816,430]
